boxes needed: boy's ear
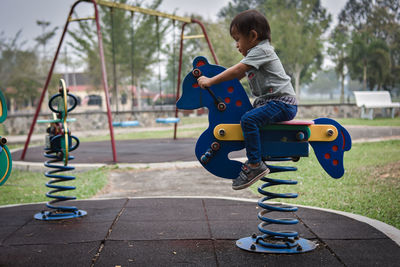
[250,30,258,42]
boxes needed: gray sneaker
[232,161,270,190]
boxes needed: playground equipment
[177,57,352,253]
[156,117,180,124]
[21,0,219,162]
[0,90,12,186]
[112,120,140,127]
[34,79,86,221]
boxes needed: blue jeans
[240,101,297,164]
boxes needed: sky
[0,0,347,69]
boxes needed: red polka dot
[236,100,242,107]
[332,145,338,152]
[228,87,234,93]
[192,83,199,88]
[324,153,330,159]
[225,97,231,104]
[196,60,205,67]
[333,160,339,166]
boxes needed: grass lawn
[0,167,109,206]
[251,140,400,229]
[334,117,400,126]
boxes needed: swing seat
[113,120,140,127]
[156,117,180,124]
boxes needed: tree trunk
[137,77,142,110]
[363,61,367,90]
[294,64,302,101]
[340,71,345,103]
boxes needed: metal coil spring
[44,151,78,212]
[34,135,86,220]
[256,164,299,249]
[236,159,317,253]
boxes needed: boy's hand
[197,76,213,89]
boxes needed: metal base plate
[34,210,87,221]
[236,236,317,254]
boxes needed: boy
[197,10,297,190]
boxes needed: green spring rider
[0,90,12,186]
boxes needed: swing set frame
[21,0,219,162]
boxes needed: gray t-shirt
[240,40,296,103]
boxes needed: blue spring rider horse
[177,56,352,254]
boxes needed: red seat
[275,120,314,126]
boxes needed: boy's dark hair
[230,10,271,42]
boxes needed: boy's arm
[197,62,250,88]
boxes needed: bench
[353,91,400,119]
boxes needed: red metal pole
[21,0,84,160]
[91,0,118,162]
[173,22,188,140]
[173,19,219,139]
[21,0,117,162]
[191,19,219,65]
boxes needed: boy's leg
[232,101,297,190]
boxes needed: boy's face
[231,26,258,57]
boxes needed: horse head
[177,56,253,178]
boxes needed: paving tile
[326,239,400,267]
[0,241,99,267]
[0,225,22,245]
[0,204,42,226]
[297,208,386,240]
[204,201,259,221]
[125,197,204,208]
[119,204,206,222]
[215,240,343,267]
[4,220,111,245]
[95,240,217,266]
[110,220,211,240]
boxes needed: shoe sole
[232,167,270,190]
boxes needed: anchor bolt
[211,142,220,151]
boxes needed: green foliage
[0,31,42,108]
[328,24,350,102]
[216,0,331,99]
[262,0,331,98]
[0,167,109,205]
[68,0,169,102]
[338,0,400,91]
[307,69,339,95]
[218,0,262,18]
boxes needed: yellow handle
[213,123,338,142]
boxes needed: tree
[0,31,41,110]
[328,24,350,103]
[68,0,169,109]
[217,0,331,100]
[307,69,339,96]
[262,0,331,99]
[338,0,400,91]
[35,20,58,62]
[218,0,262,18]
